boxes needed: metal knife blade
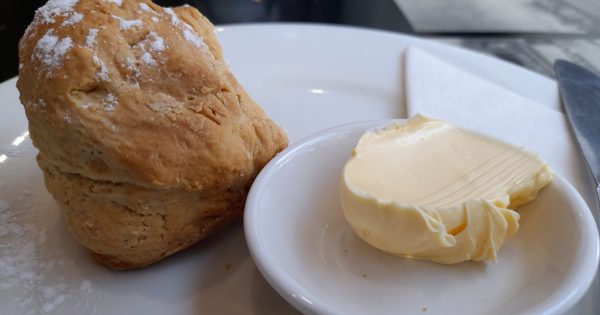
[554,59,600,205]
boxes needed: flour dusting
[80,280,92,293]
[183,29,203,48]
[35,0,79,24]
[163,7,181,26]
[134,32,166,65]
[61,12,83,26]
[92,54,109,81]
[139,3,153,12]
[64,112,72,123]
[106,0,122,6]
[163,7,205,48]
[112,15,143,30]
[84,28,106,81]
[0,196,95,314]
[125,57,137,70]
[149,32,165,51]
[33,30,73,70]
[104,94,118,111]
[40,285,68,313]
[141,52,155,65]
[85,28,98,48]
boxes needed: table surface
[1,0,599,81]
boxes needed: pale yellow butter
[339,115,552,264]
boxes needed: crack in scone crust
[41,159,243,269]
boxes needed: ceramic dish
[0,24,597,314]
[245,120,600,315]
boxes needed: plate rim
[216,22,559,112]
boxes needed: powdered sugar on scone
[106,0,123,6]
[36,0,79,24]
[139,2,154,13]
[61,12,84,26]
[112,15,143,30]
[85,28,97,47]
[163,7,206,48]
[33,30,72,70]
[149,32,165,51]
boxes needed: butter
[339,115,552,264]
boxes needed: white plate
[0,24,596,314]
[245,120,600,315]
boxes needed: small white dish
[245,120,600,315]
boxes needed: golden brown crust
[18,0,287,269]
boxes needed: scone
[17,0,288,269]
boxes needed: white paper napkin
[404,46,592,201]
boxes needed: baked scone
[17,0,288,269]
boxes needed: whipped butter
[339,115,552,264]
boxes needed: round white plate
[0,24,596,314]
[245,120,600,315]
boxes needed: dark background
[0,0,414,82]
[4,0,599,82]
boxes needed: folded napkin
[404,47,590,201]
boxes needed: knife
[554,59,600,212]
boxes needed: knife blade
[554,59,600,207]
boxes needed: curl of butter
[339,115,552,264]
